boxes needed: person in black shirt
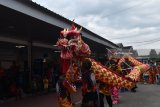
[81,58,98,107]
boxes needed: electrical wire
[109,30,160,40]
[125,37,160,44]
[135,39,160,46]
[102,1,147,18]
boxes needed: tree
[158,52,160,58]
[157,52,160,61]
[132,50,138,57]
[149,49,157,59]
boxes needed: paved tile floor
[76,84,160,107]
[0,84,160,107]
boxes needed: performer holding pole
[99,83,112,107]
[81,59,98,107]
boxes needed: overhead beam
[32,42,57,49]
[0,36,57,49]
[0,36,28,45]
[0,0,70,28]
[82,32,117,49]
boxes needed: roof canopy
[0,0,119,54]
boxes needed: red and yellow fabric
[99,84,111,96]
[64,64,80,93]
[58,97,73,107]
[149,67,156,84]
[91,59,135,90]
[127,55,143,66]
[126,64,149,81]
[118,55,143,70]
[118,56,125,69]
[63,80,77,93]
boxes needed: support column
[28,41,32,85]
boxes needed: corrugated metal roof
[17,0,119,48]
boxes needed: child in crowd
[43,76,49,93]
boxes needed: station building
[0,0,119,93]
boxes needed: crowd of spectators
[0,59,60,102]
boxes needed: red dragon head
[56,23,91,60]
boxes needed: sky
[32,0,160,55]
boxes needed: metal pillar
[28,41,32,85]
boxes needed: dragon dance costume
[55,23,150,107]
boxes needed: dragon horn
[63,29,67,37]
[74,27,77,31]
[63,28,65,32]
[78,27,82,32]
